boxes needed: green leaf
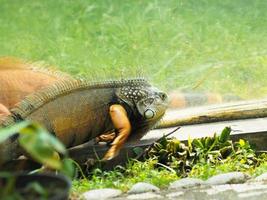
[19,133,61,169]
[19,123,66,169]
[207,137,218,152]
[219,127,231,143]
[239,139,246,147]
[188,136,192,152]
[204,137,213,148]
[61,158,75,178]
[0,121,31,143]
[192,139,204,149]
[19,123,66,155]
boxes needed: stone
[82,188,122,200]
[166,191,184,198]
[127,192,162,199]
[254,172,267,182]
[127,182,160,194]
[206,172,250,185]
[238,190,267,199]
[168,178,205,190]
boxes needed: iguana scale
[0,78,168,163]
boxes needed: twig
[156,163,176,174]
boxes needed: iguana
[0,57,240,119]
[0,57,240,113]
[0,57,73,117]
[0,78,168,163]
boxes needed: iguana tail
[168,90,241,109]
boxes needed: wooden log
[157,98,267,128]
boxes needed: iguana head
[117,80,168,121]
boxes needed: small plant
[145,127,266,177]
[0,121,74,199]
[0,121,74,174]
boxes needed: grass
[1,0,267,97]
[70,130,267,195]
[70,156,267,195]
[72,160,177,193]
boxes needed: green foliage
[0,121,74,177]
[18,123,66,169]
[0,122,74,199]
[146,127,266,177]
[0,121,31,143]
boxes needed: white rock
[82,188,122,200]
[169,178,205,190]
[128,182,160,194]
[206,172,250,185]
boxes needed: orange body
[0,58,71,109]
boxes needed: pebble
[128,182,160,194]
[81,173,267,200]
[82,188,122,200]
[206,172,250,185]
[168,177,205,190]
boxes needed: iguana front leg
[103,104,131,160]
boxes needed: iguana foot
[103,145,120,160]
[95,132,116,144]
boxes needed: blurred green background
[1,0,267,98]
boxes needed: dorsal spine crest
[2,78,149,127]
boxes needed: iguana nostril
[144,109,154,119]
[159,92,167,101]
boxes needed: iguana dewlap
[0,78,168,162]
